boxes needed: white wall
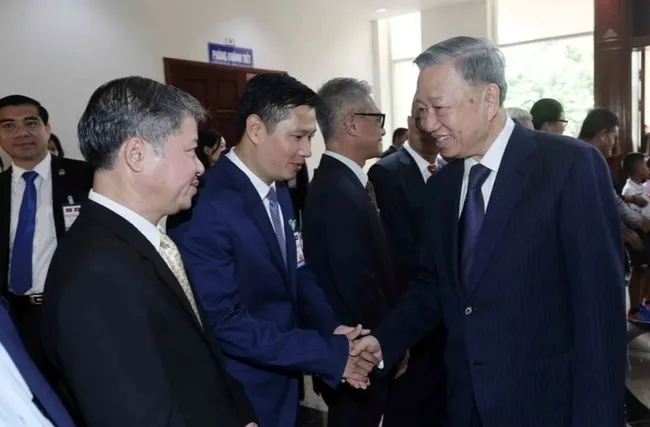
[420,0,491,49]
[0,0,375,173]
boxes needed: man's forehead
[287,105,317,130]
[0,105,41,120]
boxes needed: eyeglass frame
[353,112,386,129]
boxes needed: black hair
[578,108,619,141]
[0,95,49,125]
[392,127,407,144]
[622,152,645,177]
[530,98,563,130]
[49,133,65,157]
[196,129,223,169]
[235,73,319,142]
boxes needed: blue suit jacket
[174,154,349,427]
[374,123,627,427]
[0,299,75,427]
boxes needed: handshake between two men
[333,325,409,390]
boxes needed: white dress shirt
[0,341,53,426]
[8,153,57,295]
[324,150,368,186]
[621,178,650,218]
[403,142,434,182]
[88,190,161,250]
[458,117,515,217]
[226,150,284,232]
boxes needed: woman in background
[197,129,226,169]
[166,129,226,231]
[48,133,65,157]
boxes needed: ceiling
[318,0,481,19]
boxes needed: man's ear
[246,114,266,145]
[122,137,148,172]
[483,84,500,120]
[342,113,359,137]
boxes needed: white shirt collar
[324,150,368,187]
[88,190,161,250]
[226,149,276,200]
[11,153,51,183]
[625,178,645,192]
[464,116,515,172]
[403,142,431,177]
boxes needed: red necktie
[427,164,438,174]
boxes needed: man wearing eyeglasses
[302,78,403,427]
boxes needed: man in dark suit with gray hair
[42,76,258,427]
[352,36,627,427]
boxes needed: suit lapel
[51,156,67,240]
[0,170,11,293]
[220,156,288,277]
[467,124,537,295]
[84,201,204,331]
[440,160,465,298]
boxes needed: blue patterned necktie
[10,171,39,295]
[459,164,491,290]
[266,186,287,265]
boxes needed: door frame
[163,57,287,84]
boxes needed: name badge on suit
[289,219,306,268]
[62,196,81,231]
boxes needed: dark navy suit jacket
[374,122,627,427]
[0,298,75,427]
[174,153,349,427]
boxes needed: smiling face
[248,105,316,183]
[126,116,204,216]
[0,104,50,166]
[413,62,501,159]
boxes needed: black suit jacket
[42,201,257,427]
[380,145,397,159]
[302,154,399,330]
[368,148,432,293]
[0,156,93,294]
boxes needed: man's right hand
[341,335,383,389]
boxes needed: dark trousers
[6,295,57,382]
[316,376,388,427]
[382,326,446,427]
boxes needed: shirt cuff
[378,360,384,369]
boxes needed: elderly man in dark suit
[0,95,92,383]
[41,76,258,427]
[353,36,627,427]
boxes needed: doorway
[163,58,286,147]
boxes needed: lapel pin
[58,169,66,176]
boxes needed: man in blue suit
[353,36,627,427]
[175,73,375,427]
[0,298,75,427]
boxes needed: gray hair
[414,36,508,106]
[78,76,207,170]
[316,78,373,143]
[506,107,532,122]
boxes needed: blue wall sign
[208,43,254,67]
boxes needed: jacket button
[464,306,473,315]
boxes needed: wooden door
[163,58,286,147]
